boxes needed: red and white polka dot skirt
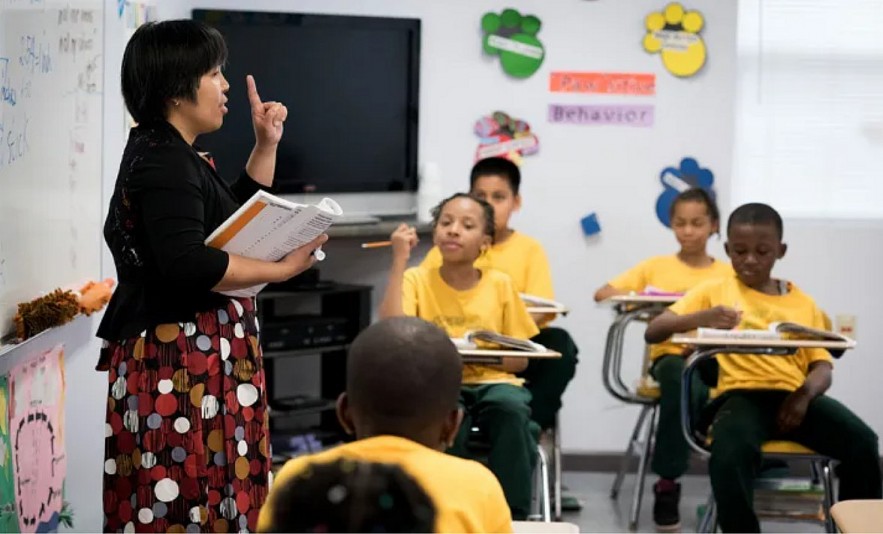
[100,297,269,533]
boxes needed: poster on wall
[9,345,66,533]
[481,9,545,79]
[655,157,715,227]
[642,3,706,77]
[0,376,17,533]
[474,111,539,165]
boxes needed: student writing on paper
[421,157,579,433]
[645,203,881,533]
[96,20,326,533]
[260,318,513,533]
[379,193,539,520]
[593,188,732,532]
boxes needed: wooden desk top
[671,336,856,351]
[831,500,883,533]
[458,349,562,359]
[604,294,681,305]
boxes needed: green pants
[449,383,537,520]
[709,390,881,533]
[649,354,709,480]
[520,327,579,430]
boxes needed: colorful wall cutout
[655,157,715,227]
[481,9,545,79]
[643,3,706,77]
[549,72,656,96]
[474,111,539,165]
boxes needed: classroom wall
[82,4,878,520]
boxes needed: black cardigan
[98,121,267,342]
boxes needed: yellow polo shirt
[402,266,539,385]
[669,276,833,396]
[259,436,513,533]
[421,231,554,300]
[609,255,734,360]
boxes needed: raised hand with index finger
[247,74,288,148]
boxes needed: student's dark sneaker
[653,479,681,532]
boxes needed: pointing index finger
[246,75,263,109]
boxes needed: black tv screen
[193,10,420,193]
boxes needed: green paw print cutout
[481,9,544,79]
[643,2,706,78]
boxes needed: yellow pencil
[361,240,392,249]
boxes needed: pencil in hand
[361,241,392,249]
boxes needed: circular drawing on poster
[474,111,539,166]
[655,157,715,228]
[643,3,706,77]
[481,9,544,79]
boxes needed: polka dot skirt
[100,297,269,533]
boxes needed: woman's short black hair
[430,192,496,244]
[121,19,227,124]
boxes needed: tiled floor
[556,472,825,533]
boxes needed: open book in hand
[519,293,568,314]
[205,190,343,298]
[451,331,547,352]
[697,322,854,344]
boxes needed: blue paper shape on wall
[580,212,601,236]
[655,157,715,228]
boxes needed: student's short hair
[121,20,228,124]
[727,202,784,239]
[430,193,496,244]
[265,459,436,533]
[347,317,463,435]
[470,157,521,195]
[670,187,720,225]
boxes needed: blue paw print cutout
[655,157,715,228]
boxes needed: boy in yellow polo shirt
[422,157,578,432]
[258,317,513,533]
[645,202,881,533]
[381,192,540,519]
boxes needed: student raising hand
[391,223,419,263]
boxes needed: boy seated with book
[645,202,881,533]
[421,157,578,432]
[258,317,513,533]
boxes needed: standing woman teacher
[97,20,327,533]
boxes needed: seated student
[258,317,513,533]
[380,193,539,520]
[261,458,436,533]
[421,157,578,432]
[594,187,733,531]
[644,202,882,533]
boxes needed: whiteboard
[0,0,103,338]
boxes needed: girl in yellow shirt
[594,188,732,532]
[380,192,539,520]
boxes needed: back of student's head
[670,187,720,226]
[263,458,437,533]
[470,157,521,195]
[727,202,784,240]
[346,317,462,437]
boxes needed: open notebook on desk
[451,331,547,352]
[519,293,569,315]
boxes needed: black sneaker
[653,479,681,532]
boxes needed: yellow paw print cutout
[643,3,706,77]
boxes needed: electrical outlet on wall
[835,314,857,339]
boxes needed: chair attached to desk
[601,296,677,531]
[677,339,850,533]
[461,349,562,522]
